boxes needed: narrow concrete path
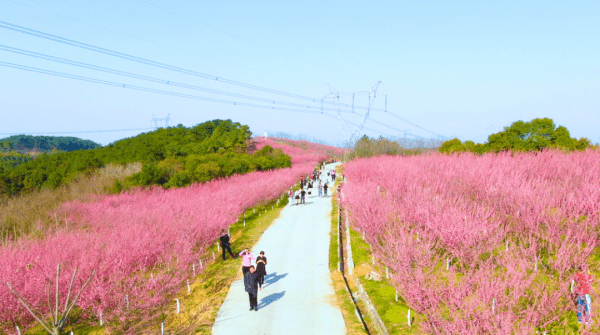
[212,163,345,335]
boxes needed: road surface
[212,162,346,335]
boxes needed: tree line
[440,118,592,154]
[0,135,101,153]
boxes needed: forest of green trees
[0,119,291,197]
[439,118,592,154]
[0,135,101,152]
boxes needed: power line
[0,61,393,138]
[0,21,445,138]
[0,128,153,135]
[0,61,327,115]
[0,45,414,136]
[0,21,323,101]
[0,22,392,112]
[0,44,352,114]
[2,0,309,83]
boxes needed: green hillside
[0,119,291,197]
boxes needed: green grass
[327,168,367,334]
[329,192,340,271]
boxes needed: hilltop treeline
[0,119,291,197]
[440,118,592,154]
[348,135,441,159]
[0,135,101,153]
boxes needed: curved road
[212,162,345,335]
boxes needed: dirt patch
[354,263,373,277]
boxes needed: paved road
[212,163,346,335]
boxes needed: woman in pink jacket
[239,249,256,276]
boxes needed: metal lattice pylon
[151,114,170,130]
[324,82,381,144]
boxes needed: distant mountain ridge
[0,135,101,152]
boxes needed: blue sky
[0,0,598,146]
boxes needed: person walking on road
[244,265,259,311]
[239,249,255,276]
[256,251,267,290]
[294,190,300,205]
[572,265,593,325]
[219,230,235,260]
[324,182,329,197]
[300,188,306,204]
[318,182,323,197]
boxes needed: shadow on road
[258,291,286,309]
[264,272,288,286]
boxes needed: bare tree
[6,264,95,335]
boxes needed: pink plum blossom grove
[341,150,600,334]
[0,140,335,332]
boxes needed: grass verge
[328,170,368,335]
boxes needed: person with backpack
[300,188,306,204]
[572,265,594,325]
[244,265,259,311]
[219,230,235,260]
[256,251,267,290]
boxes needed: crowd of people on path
[287,164,338,205]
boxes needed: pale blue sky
[0,0,598,145]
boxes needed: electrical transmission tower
[324,81,382,145]
[151,114,170,130]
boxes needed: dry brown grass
[0,163,141,245]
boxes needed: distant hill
[0,135,101,153]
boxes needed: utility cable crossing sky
[0,20,445,140]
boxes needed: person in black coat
[256,251,267,290]
[219,230,235,260]
[244,265,259,311]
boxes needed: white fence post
[161,322,164,335]
[176,298,180,314]
[187,279,191,293]
[407,308,411,327]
